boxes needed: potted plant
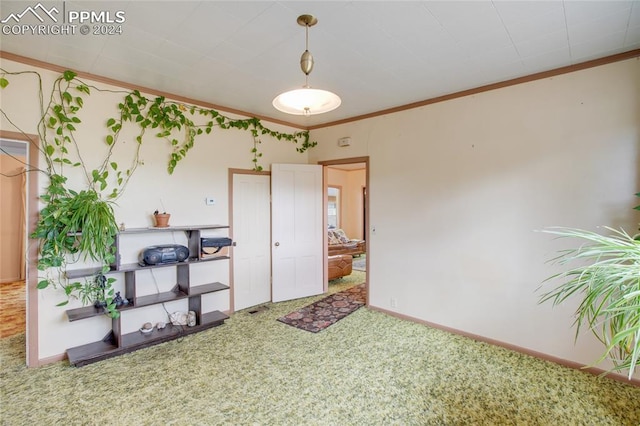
[32,181,121,318]
[153,210,171,228]
[539,225,640,379]
[77,273,117,312]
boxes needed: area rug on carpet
[277,284,366,333]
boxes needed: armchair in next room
[328,229,365,257]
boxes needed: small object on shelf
[140,322,153,334]
[187,311,196,327]
[93,273,108,308]
[201,237,232,259]
[153,210,171,228]
[119,222,126,231]
[138,244,189,266]
[156,321,166,330]
[170,311,188,326]
[112,291,125,307]
[94,300,107,309]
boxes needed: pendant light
[272,14,341,116]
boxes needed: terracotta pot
[154,213,171,228]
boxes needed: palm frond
[539,227,640,380]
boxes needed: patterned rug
[277,284,366,333]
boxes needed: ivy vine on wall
[0,68,316,317]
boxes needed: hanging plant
[1,67,316,319]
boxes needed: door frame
[1,130,40,367]
[228,168,271,313]
[318,156,370,305]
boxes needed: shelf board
[66,256,230,279]
[132,289,188,308]
[66,283,229,321]
[118,256,230,272]
[189,282,229,296]
[119,224,229,234]
[65,266,111,279]
[67,336,118,367]
[201,310,229,325]
[67,311,229,367]
[66,305,107,322]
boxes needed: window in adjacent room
[328,186,341,229]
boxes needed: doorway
[0,139,27,285]
[321,157,369,301]
[0,131,40,366]
[0,139,27,339]
[229,160,368,312]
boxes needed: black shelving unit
[64,225,231,367]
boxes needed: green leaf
[63,70,77,81]
[0,77,8,88]
[106,135,114,145]
[76,84,90,94]
[37,280,50,289]
[106,118,116,127]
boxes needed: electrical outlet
[206,197,215,206]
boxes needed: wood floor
[0,280,26,338]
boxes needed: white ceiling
[1,1,639,128]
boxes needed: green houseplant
[1,67,316,319]
[539,226,640,379]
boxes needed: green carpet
[1,271,639,425]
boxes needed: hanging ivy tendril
[0,68,316,317]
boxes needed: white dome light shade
[272,88,341,115]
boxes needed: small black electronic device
[201,237,233,256]
[139,244,189,266]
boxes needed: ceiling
[1,1,639,128]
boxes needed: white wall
[3,54,639,378]
[309,58,640,379]
[0,58,309,359]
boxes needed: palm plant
[539,227,640,379]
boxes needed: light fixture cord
[305,23,310,86]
